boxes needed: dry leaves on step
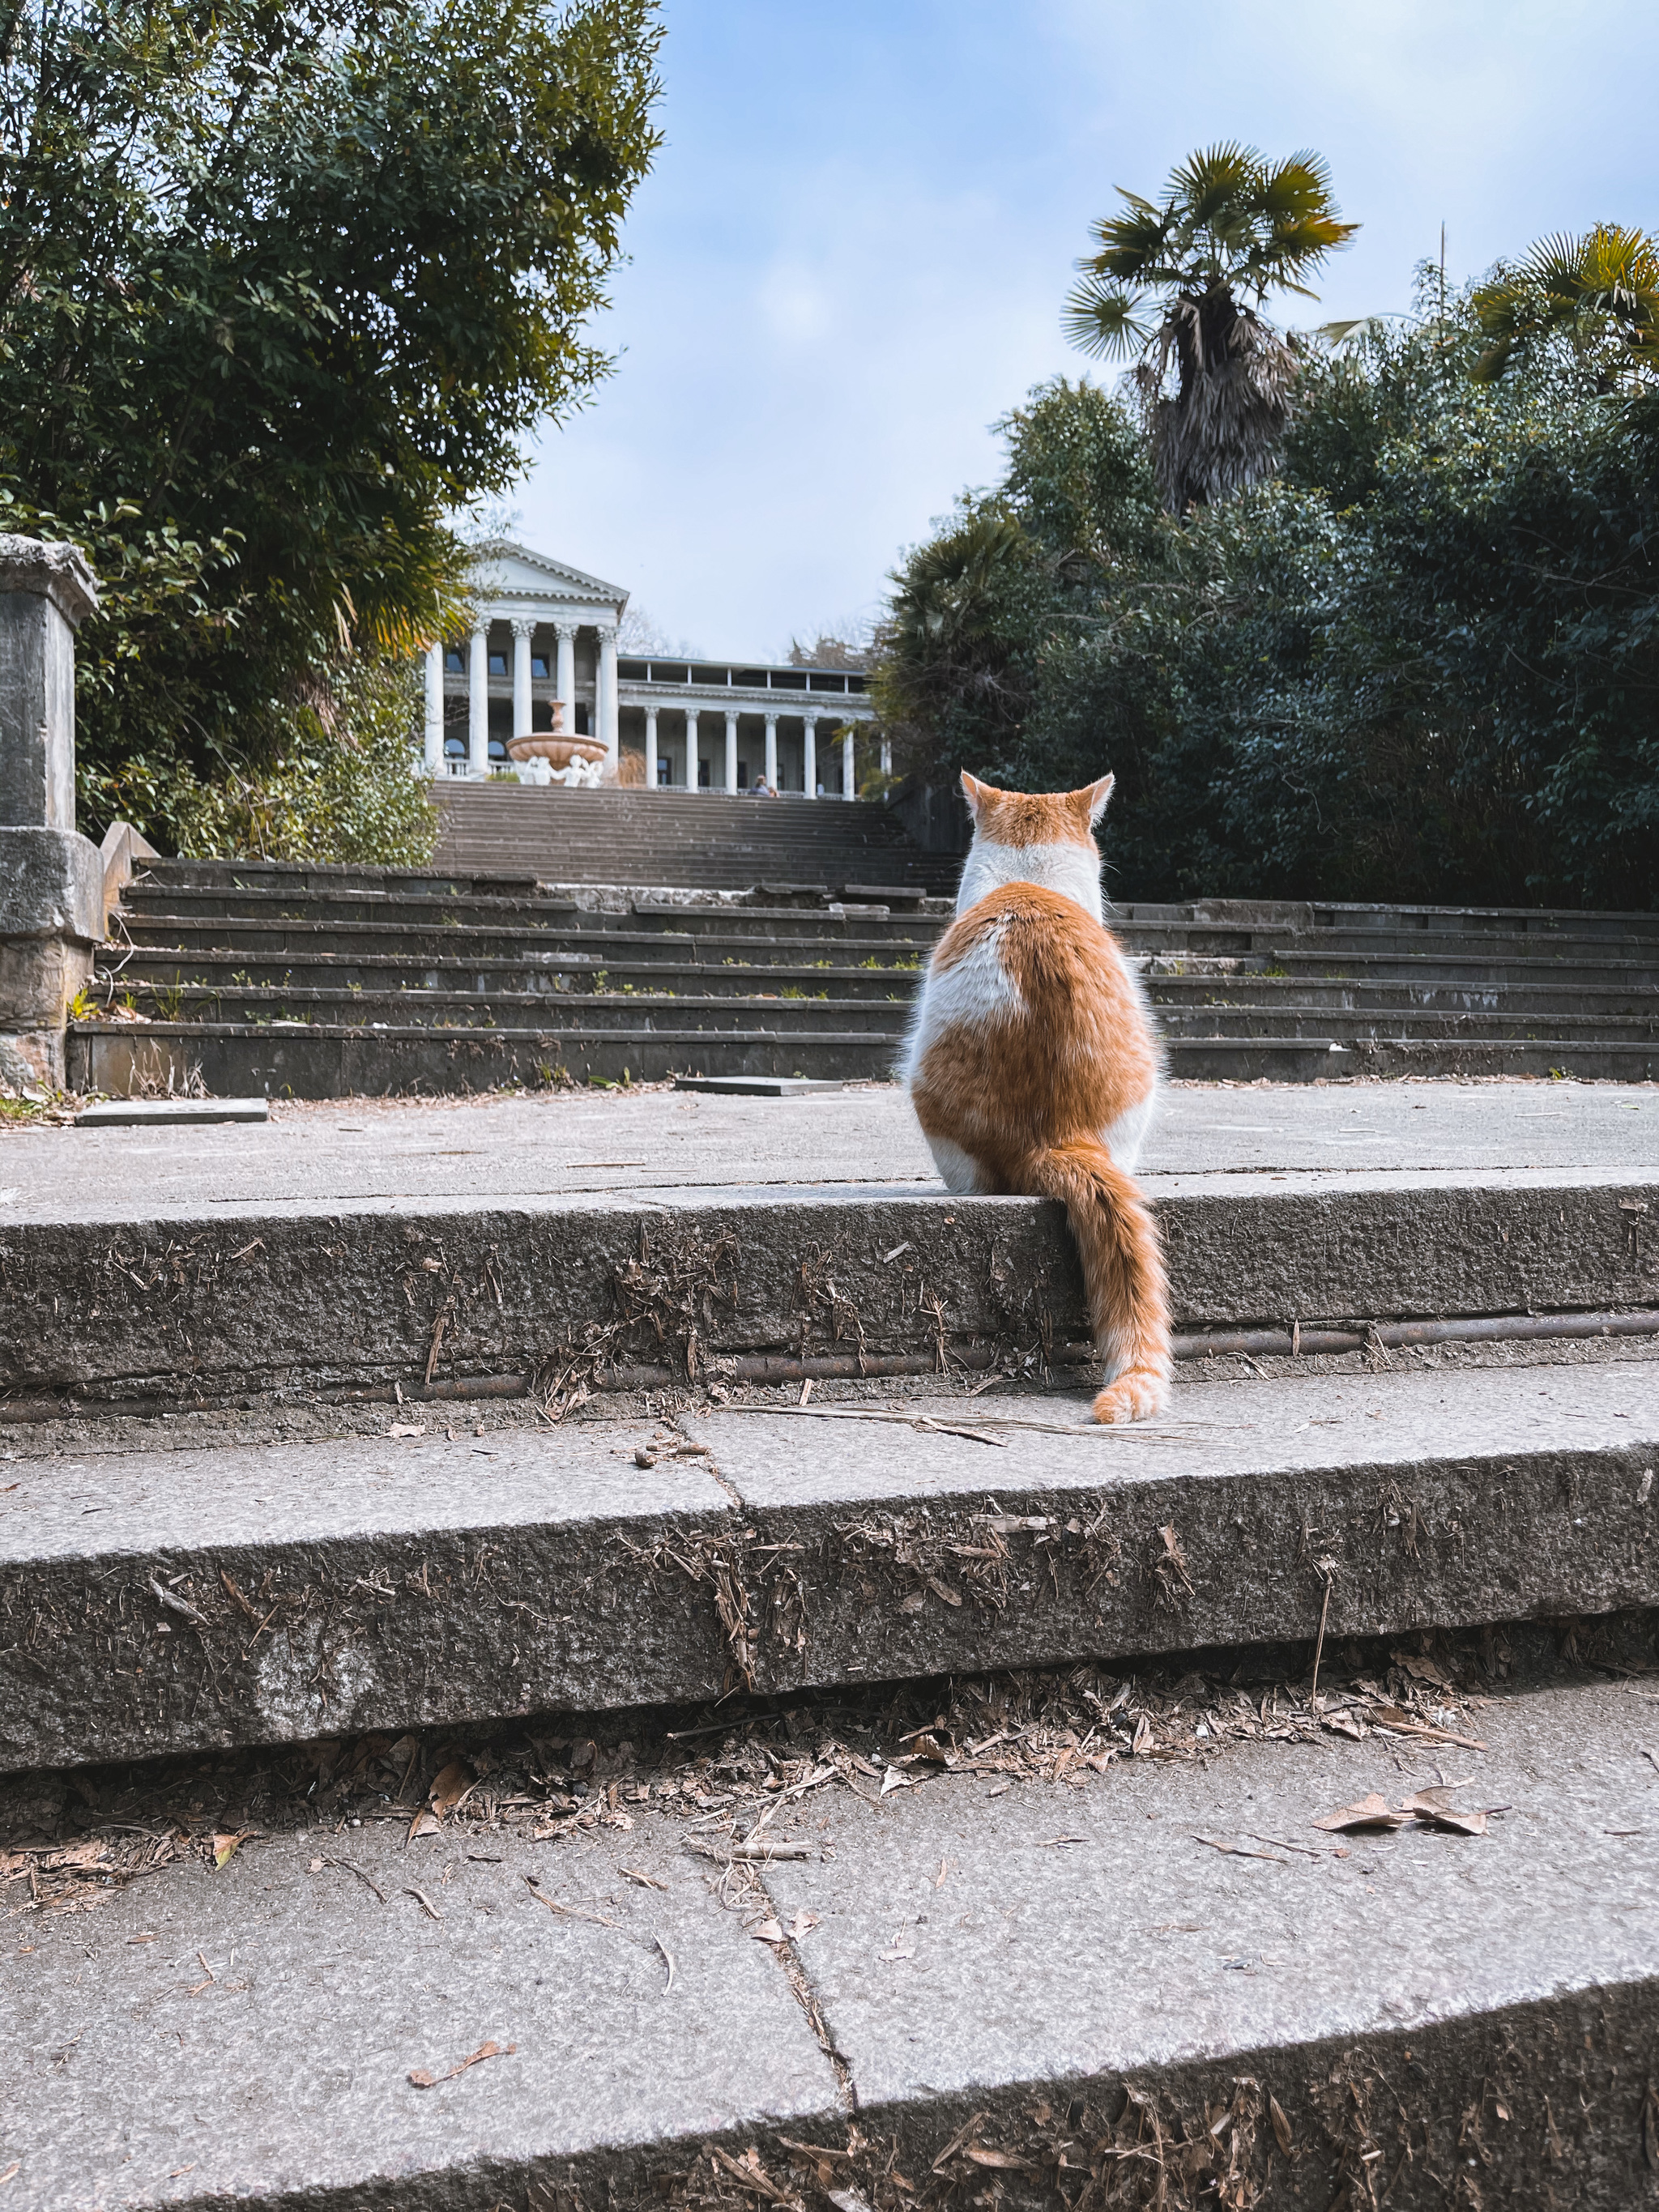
[1192,1835,1290,1865]
[1399,1787,1489,1836]
[407,2039,514,2089]
[387,1422,425,1438]
[211,1831,249,1869]
[410,1759,475,1839]
[1312,1792,1410,1833]
[1314,1788,1487,1837]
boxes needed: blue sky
[515,0,1658,660]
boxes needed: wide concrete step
[108,966,923,1007]
[5,1668,1656,2209]
[66,1021,908,1097]
[120,883,943,929]
[1154,1003,1659,1044]
[6,1365,1658,1772]
[1276,949,1659,986]
[1145,974,1659,1018]
[109,940,931,985]
[92,989,910,1036]
[114,914,940,958]
[6,1168,1653,1407]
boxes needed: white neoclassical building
[420,541,883,798]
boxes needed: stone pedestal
[0,537,101,1089]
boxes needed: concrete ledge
[2,1172,1655,1404]
[3,1677,1655,2210]
[3,1366,1656,1771]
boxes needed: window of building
[444,650,464,675]
[488,651,508,677]
[531,655,550,680]
[488,735,509,761]
[697,758,710,786]
[445,734,467,757]
[737,761,748,787]
[656,757,672,786]
[617,658,649,681]
[574,703,590,735]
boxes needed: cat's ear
[1078,774,1115,825]
[961,770,989,817]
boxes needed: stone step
[5,1362,1657,1772]
[1154,1003,1659,1044]
[6,1169,1653,1408]
[1274,948,1659,986]
[1121,890,1659,936]
[1145,974,1659,1017]
[113,912,940,957]
[106,968,922,1008]
[4,1665,1655,2209]
[108,953,923,998]
[65,1019,911,1097]
[69,1021,1371,1094]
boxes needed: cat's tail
[1026,1139,1171,1425]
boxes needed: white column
[803,715,818,799]
[880,735,892,778]
[596,623,619,762]
[511,618,533,746]
[645,707,659,788]
[467,624,488,777]
[424,642,444,774]
[764,713,778,792]
[724,710,739,794]
[842,724,856,800]
[685,706,700,786]
[554,621,576,732]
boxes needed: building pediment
[471,539,629,612]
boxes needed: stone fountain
[506,703,609,786]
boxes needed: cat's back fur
[901,772,1170,1424]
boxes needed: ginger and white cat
[901,771,1170,1425]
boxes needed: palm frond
[1168,141,1258,227]
[1061,275,1157,360]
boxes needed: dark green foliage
[873,380,1162,774]
[876,290,1659,910]
[0,0,662,848]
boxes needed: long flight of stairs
[69,849,1659,1096]
[4,1128,1658,2205]
[435,782,963,895]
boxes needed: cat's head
[960,771,1114,849]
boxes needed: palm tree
[1064,144,1358,514]
[1471,224,1659,388]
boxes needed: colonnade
[640,707,864,797]
[422,620,619,775]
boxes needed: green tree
[0,0,663,848]
[1063,144,1357,513]
[872,379,1162,779]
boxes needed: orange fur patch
[961,774,1109,849]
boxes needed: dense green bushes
[1,0,661,856]
[875,287,1659,910]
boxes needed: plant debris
[407,2038,514,2089]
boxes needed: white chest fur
[955,839,1103,922]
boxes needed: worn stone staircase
[2,1104,1657,2206]
[67,855,1659,1097]
[434,782,964,895]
